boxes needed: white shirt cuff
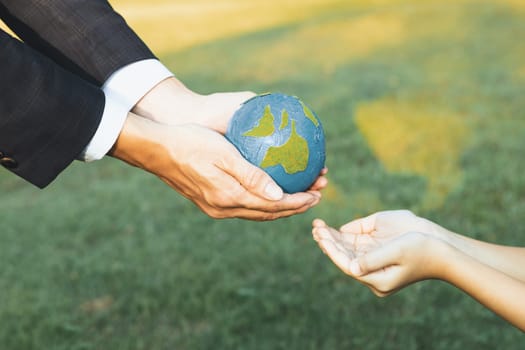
[80,59,174,162]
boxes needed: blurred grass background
[1,0,525,348]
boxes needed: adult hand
[133,77,329,193]
[111,113,322,220]
[133,76,255,134]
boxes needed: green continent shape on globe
[260,119,309,174]
[300,101,319,127]
[279,109,289,130]
[243,105,275,137]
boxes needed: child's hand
[338,210,439,241]
[314,210,525,330]
[349,232,448,296]
[312,211,450,296]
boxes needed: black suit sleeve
[0,30,105,188]
[0,0,156,85]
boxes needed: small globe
[226,93,326,193]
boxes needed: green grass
[2,0,525,348]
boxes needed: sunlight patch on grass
[317,185,385,222]
[355,99,471,209]
[112,0,347,55]
[518,66,525,80]
[238,12,406,81]
[322,181,347,205]
[227,2,470,84]
[502,0,525,10]
[347,190,384,217]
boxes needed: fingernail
[350,260,362,276]
[264,183,283,200]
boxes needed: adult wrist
[109,112,164,169]
[79,59,173,162]
[132,76,197,124]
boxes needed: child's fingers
[340,213,378,234]
[350,239,403,277]
[313,227,356,274]
[312,218,328,229]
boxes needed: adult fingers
[221,152,284,201]
[308,167,329,191]
[217,154,321,212]
[308,176,328,191]
[194,169,320,217]
[200,91,257,134]
[198,197,314,221]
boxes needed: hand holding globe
[226,93,326,193]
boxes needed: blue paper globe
[226,93,326,193]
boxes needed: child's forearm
[441,243,525,331]
[439,228,525,282]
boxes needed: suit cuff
[80,59,173,161]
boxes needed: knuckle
[375,280,394,295]
[374,290,389,298]
[376,285,390,294]
[358,259,369,275]
[205,189,239,208]
[228,187,248,206]
[259,213,274,221]
[257,212,278,221]
[205,207,227,219]
[208,195,230,208]
[244,168,265,189]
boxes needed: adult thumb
[231,157,283,201]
